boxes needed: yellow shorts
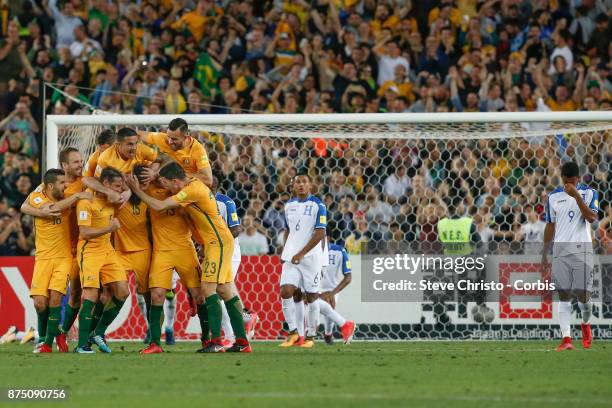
[118,249,151,293]
[30,257,72,297]
[149,248,200,290]
[202,241,234,285]
[79,250,127,289]
[69,257,79,281]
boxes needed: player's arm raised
[125,174,181,212]
[83,175,124,203]
[20,191,93,218]
[564,184,598,223]
[542,195,555,269]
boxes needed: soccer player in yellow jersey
[83,129,116,177]
[83,127,158,203]
[21,148,90,350]
[127,162,251,353]
[75,167,129,354]
[114,180,151,342]
[131,164,205,354]
[58,148,88,339]
[138,118,213,187]
[24,169,92,353]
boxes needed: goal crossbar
[45,111,612,170]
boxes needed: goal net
[47,109,612,341]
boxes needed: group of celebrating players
[23,118,355,354]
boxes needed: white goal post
[45,111,612,171]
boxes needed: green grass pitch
[1,341,612,408]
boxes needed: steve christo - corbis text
[369,254,556,292]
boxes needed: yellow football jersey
[114,200,150,252]
[144,132,210,173]
[76,194,115,255]
[83,149,101,177]
[147,185,194,251]
[95,143,157,176]
[170,178,233,245]
[29,186,72,260]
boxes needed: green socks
[78,300,95,347]
[225,296,247,341]
[198,303,209,341]
[90,301,104,334]
[149,305,163,345]
[44,306,61,347]
[37,308,49,340]
[94,297,126,337]
[205,294,222,340]
[61,305,80,333]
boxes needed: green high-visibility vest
[437,217,473,255]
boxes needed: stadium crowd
[0,0,610,256]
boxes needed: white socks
[307,299,320,337]
[318,298,346,327]
[282,298,297,332]
[578,301,592,323]
[220,301,235,341]
[559,301,572,338]
[136,294,148,328]
[295,300,305,337]
[163,295,176,331]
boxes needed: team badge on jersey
[33,197,43,204]
[79,211,88,220]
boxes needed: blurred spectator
[238,215,269,255]
[0,212,31,256]
[383,165,410,205]
[516,206,546,255]
[345,212,370,255]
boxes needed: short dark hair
[292,171,311,182]
[117,127,137,141]
[159,162,186,180]
[132,164,149,184]
[97,129,116,146]
[168,118,188,133]
[59,147,80,165]
[561,161,580,178]
[44,168,65,185]
[100,167,123,184]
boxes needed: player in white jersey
[279,174,355,348]
[542,162,599,351]
[320,232,353,345]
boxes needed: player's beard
[53,188,64,200]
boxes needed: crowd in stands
[0,0,610,255]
